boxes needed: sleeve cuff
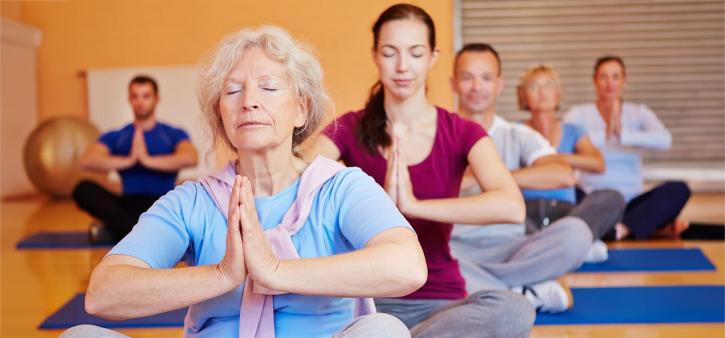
[526,147,556,167]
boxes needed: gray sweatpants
[451,217,592,291]
[375,290,535,338]
[60,313,411,338]
[525,189,626,239]
[451,188,625,291]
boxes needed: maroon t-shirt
[322,106,488,300]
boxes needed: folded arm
[79,143,135,171]
[404,138,525,225]
[85,255,234,320]
[511,154,576,189]
[561,135,605,173]
[268,227,426,297]
[620,106,672,150]
[140,140,198,172]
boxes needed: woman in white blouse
[564,55,690,240]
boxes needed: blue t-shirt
[108,167,411,338]
[99,122,190,196]
[521,123,584,204]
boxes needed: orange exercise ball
[23,116,104,198]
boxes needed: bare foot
[654,219,690,239]
[673,219,690,236]
[615,222,630,240]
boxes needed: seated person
[61,26,424,338]
[72,75,198,242]
[564,55,691,240]
[518,64,625,261]
[311,4,535,337]
[450,43,624,312]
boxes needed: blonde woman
[518,65,624,248]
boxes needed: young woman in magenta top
[311,4,534,338]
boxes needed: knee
[586,189,627,217]
[591,189,626,210]
[60,324,128,338]
[554,217,593,257]
[665,181,691,204]
[491,291,535,334]
[345,313,410,338]
[59,324,93,338]
[557,217,593,243]
[468,290,535,338]
[72,179,98,201]
[503,292,536,337]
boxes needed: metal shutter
[455,0,724,163]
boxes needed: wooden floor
[1,193,723,337]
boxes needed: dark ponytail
[357,3,436,154]
[358,82,388,153]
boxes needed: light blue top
[108,167,411,338]
[521,123,584,204]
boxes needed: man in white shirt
[565,56,690,239]
[449,43,625,313]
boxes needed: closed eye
[380,46,396,58]
[410,46,426,58]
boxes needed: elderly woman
[518,65,624,258]
[62,26,425,338]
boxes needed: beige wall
[17,0,454,122]
[1,17,42,197]
[0,1,23,21]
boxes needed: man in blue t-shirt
[72,75,198,243]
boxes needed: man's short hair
[454,43,501,75]
[129,75,159,95]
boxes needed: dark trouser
[71,180,160,241]
[622,181,691,239]
[525,189,626,240]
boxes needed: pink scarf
[198,156,375,338]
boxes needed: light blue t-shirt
[521,123,584,204]
[108,167,411,338]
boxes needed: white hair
[197,26,330,155]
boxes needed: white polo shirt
[454,114,556,239]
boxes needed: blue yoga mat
[575,248,715,272]
[40,293,186,329]
[44,287,725,329]
[535,285,725,325]
[16,231,114,249]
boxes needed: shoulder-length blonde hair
[517,65,562,111]
[197,26,331,157]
